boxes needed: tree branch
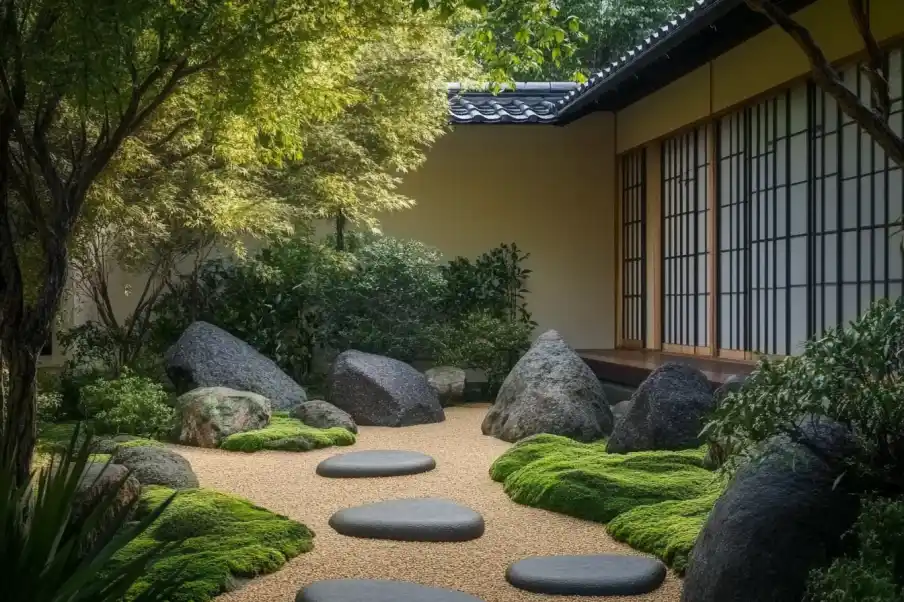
[848,0,889,120]
[745,0,904,167]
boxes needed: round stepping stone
[329,498,484,542]
[316,450,436,478]
[505,554,667,596]
[297,579,484,602]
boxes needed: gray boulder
[165,321,306,410]
[327,351,444,427]
[112,445,199,489]
[611,399,632,423]
[682,419,860,602]
[425,366,466,407]
[607,363,714,453]
[481,330,612,443]
[703,375,748,469]
[292,399,357,433]
[176,387,271,448]
[70,463,141,556]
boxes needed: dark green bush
[704,296,904,494]
[805,497,904,601]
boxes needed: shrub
[107,486,315,602]
[429,310,533,393]
[220,414,356,452]
[441,243,533,324]
[37,390,63,423]
[80,370,175,438]
[490,434,713,523]
[704,296,904,494]
[805,497,904,601]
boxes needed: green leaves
[0,423,176,602]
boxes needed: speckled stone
[316,450,435,478]
[165,321,307,410]
[482,330,612,443]
[292,400,357,433]
[329,498,484,542]
[297,579,485,602]
[607,363,715,453]
[327,351,444,427]
[112,445,199,490]
[506,554,667,596]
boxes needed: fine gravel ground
[174,404,683,602]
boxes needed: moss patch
[490,434,719,571]
[109,486,314,602]
[220,413,356,452]
[607,487,721,574]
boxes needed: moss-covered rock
[109,486,314,602]
[220,413,356,452]
[490,433,719,571]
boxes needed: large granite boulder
[165,321,306,410]
[425,366,466,407]
[482,330,612,443]
[607,363,714,453]
[71,463,141,556]
[112,445,199,490]
[176,387,271,448]
[327,351,444,427]
[703,374,748,469]
[682,418,860,602]
[292,400,358,433]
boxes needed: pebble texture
[293,400,358,434]
[298,579,485,602]
[425,366,467,406]
[607,363,715,453]
[506,555,667,596]
[176,387,272,448]
[329,498,485,542]
[165,321,307,410]
[327,350,445,427]
[316,450,436,478]
[112,445,199,489]
[482,330,612,443]
[176,405,683,602]
[683,418,859,602]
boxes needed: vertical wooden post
[707,122,718,356]
[615,151,623,348]
[647,143,663,351]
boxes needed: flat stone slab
[506,554,667,596]
[297,579,484,602]
[316,450,436,478]
[329,498,485,542]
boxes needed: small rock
[607,363,714,453]
[292,400,357,433]
[112,445,199,490]
[425,366,466,407]
[482,330,612,443]
[611,400,632,423]
[327,351,444,427]
[682,419,860,602]
[70,463,141,556]
[165,321,307,409]
[176,387,271,448]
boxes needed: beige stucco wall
[617,0,904,153]
[381,112,618,349]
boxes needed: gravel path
[175,404,683,602]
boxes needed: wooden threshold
[578,348,755,389]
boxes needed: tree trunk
[335,209,346,251]
[0,341,38,485]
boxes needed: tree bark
[335,209,347,251]
[0,342,38,484]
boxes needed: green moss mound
[110,486,314,602]
[490,434,719,571]
[607,488,720,574]
[220,413,356,452]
